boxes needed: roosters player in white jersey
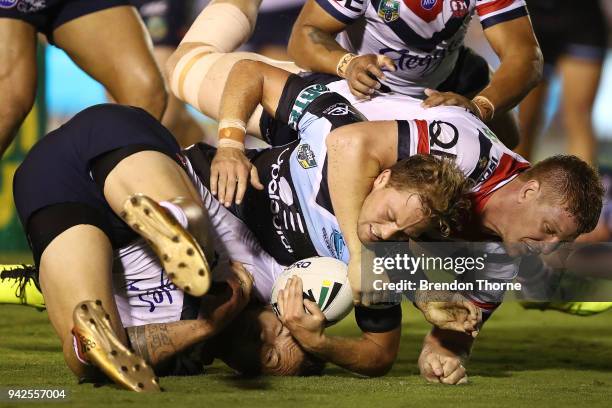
[287,0,544,148]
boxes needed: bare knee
[115,65,168,120]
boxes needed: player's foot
[521,301,612,316]
[0,264,45,310]
[72,300,160,392]
[121,194,211,297]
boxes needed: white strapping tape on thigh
[170,46,223,111]
[180,3,254,53]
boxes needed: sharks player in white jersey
[288,0,544,148]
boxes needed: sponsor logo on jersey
[481,127,500,143]
[477,156,500,184]
[0,0,18,9]
[450,0,469,17]
[297,144,317,169]
[421,0,437,11]
[268,148,305,254]
[378,0,400,23]
[289,84,331,130]
[322,227,346,260]
[379,36,463,75]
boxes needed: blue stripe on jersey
[315,0,358,24]
[467,130,493,182]
[480,6,528,29]
[370,0,467,52]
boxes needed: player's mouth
[369,224,382,241]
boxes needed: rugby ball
[271,257,353,326]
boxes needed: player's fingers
[441,357,461,378]
[366,63,385,80]
[421,362,442,383]
[303,299,325,320]
[277,289,285,317]
[250,166,264,190]
[210,166,220,196]
[223,169,238,207]
[216,167,229,205]
[376,55,396,72]
[358,69,381,89]
[428,355,444,377]
[421,94,445,108]
[440,364,466,385]
[235,168,250,205]
[350,78,375,96]
[456,374,469,385]
[424,88,438,97]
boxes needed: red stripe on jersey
[403,0,444,23]
[476,0,516,17]
[415,119,430,154]
[472,153,530,214]
[470,299,500,311]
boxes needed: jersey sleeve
[314,0,367,25]
[354,304,402,333]
[476,0,528,29]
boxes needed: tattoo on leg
[127,325,150,363]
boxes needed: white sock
[159,201,189,229]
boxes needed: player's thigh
[103,150,201,215]
[52,6,165,108]
[38,225,120,342]
[0,19,37,116]
[558,56,603,119]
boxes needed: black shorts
[528,0,608,76]
[0,0,130,44]
[246,5,302,51]
[436,46,491,97]
[13,104,181,261]
[130,0,195,47]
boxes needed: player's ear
[373,169,392,190]
[518,179,541,204]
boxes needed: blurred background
[0,0,611,255]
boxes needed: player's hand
[276,276,326,351]
[421,89,481,118]
[210,147,264,207]
[415,292,481,337]
[345,54,396,99]
[418,344,468,385]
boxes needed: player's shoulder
[475,0,528,29]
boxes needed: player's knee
[123,68,168,120]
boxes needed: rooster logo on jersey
[378,0,400,22]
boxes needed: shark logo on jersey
[378,0,400,23]
[0,0,18,9]
[297,144,317,169]
[323,227,346,260]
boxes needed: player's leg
[0,19,37,157]
[167,0,300,136]
[52,5,167,120]
[153,46,207,147]
[516,82,549,160]
[557,56,603,166]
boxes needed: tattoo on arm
[307,27,342,53]
[127,325,150,363]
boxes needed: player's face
[357,170,430,242]
[220,307,306,376]
[502,195,579,257]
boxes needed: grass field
[1,301,611,408]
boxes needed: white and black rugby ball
[271,257,353,326]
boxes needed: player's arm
[326,121,398,303]
[277,276,400,376]
[288,0,395,98]
[423,14,542,122]
[212,59,291,207]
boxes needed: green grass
[1,303,611,408]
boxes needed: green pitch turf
[0,303,611,408]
